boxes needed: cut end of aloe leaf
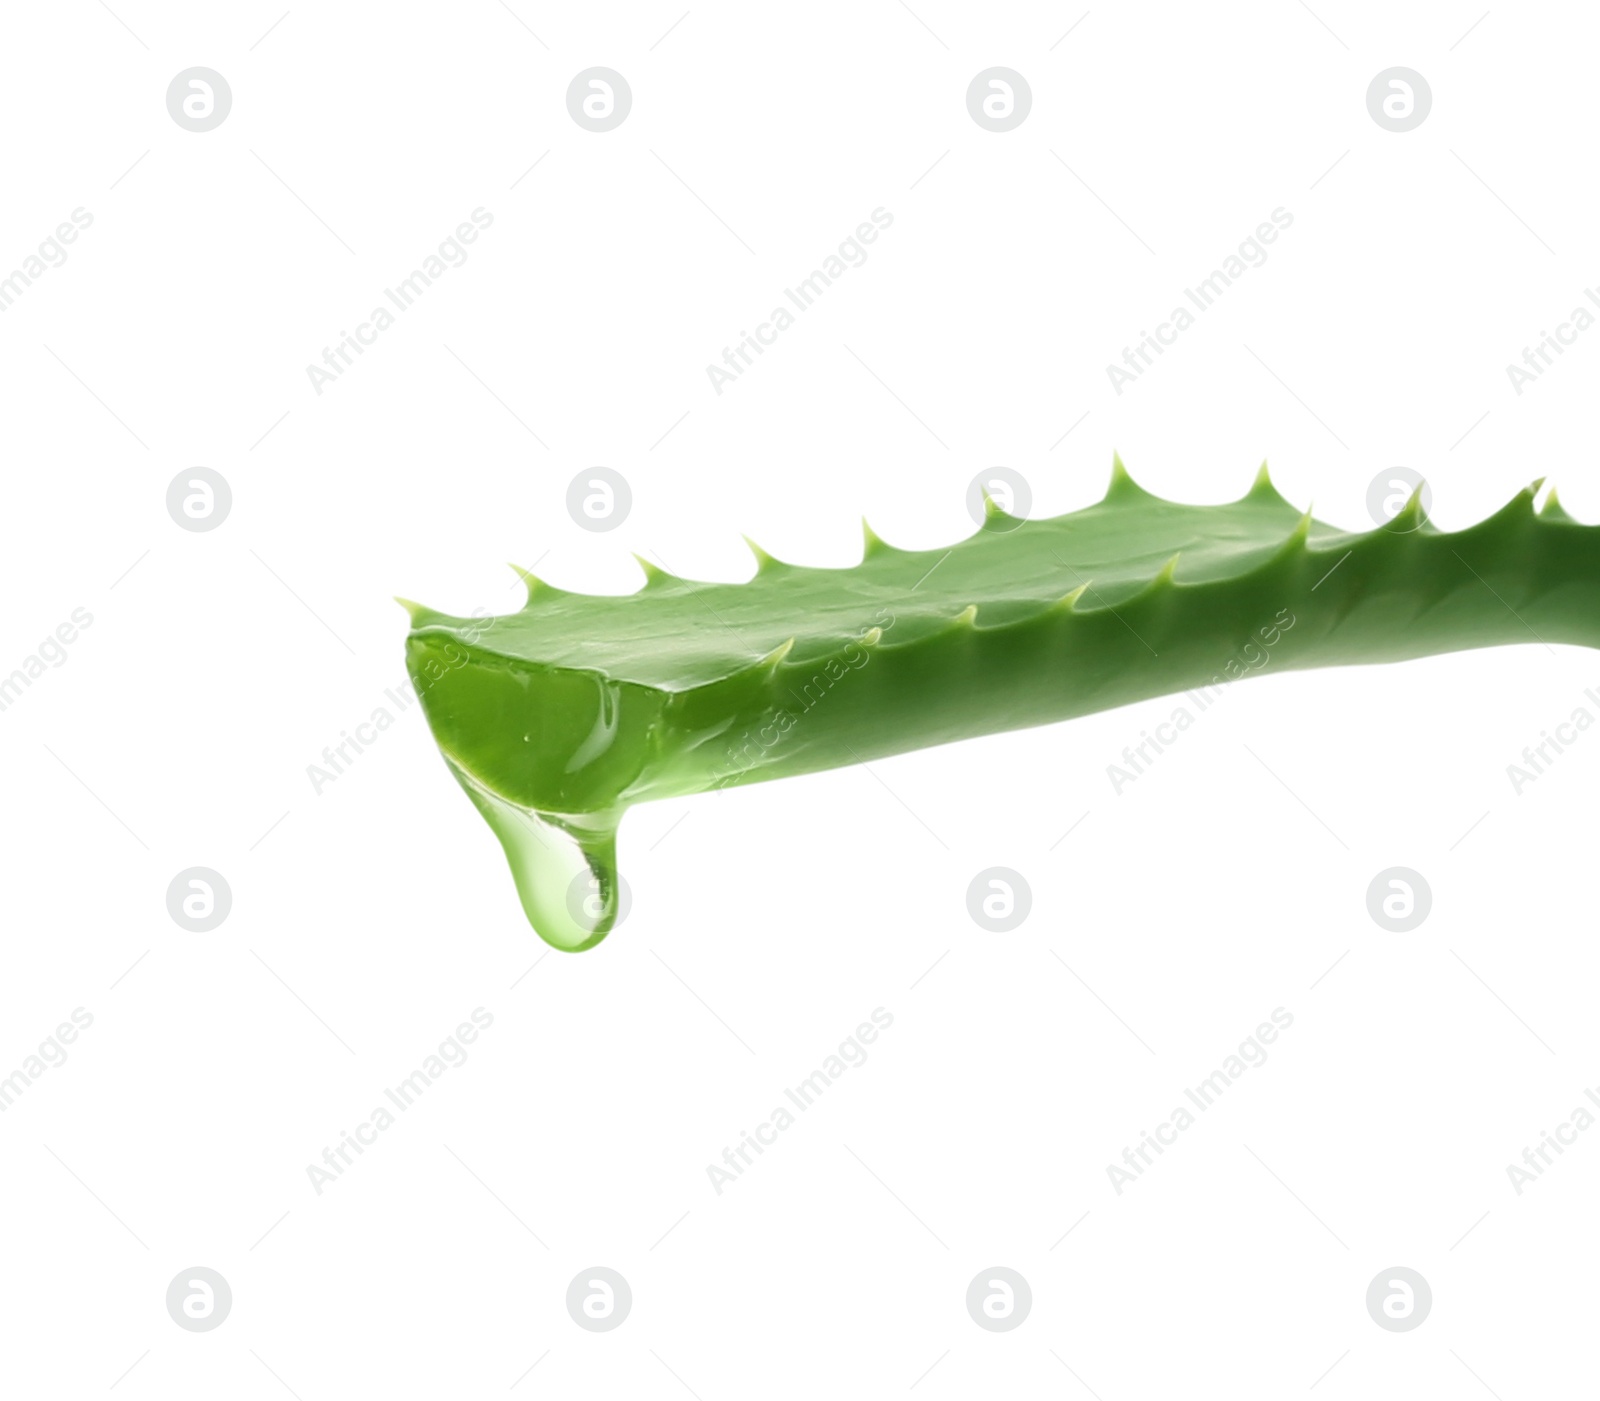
[405,458,1600,950]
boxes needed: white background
[2,1,1598,1396]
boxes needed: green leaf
[405,460,1592,950]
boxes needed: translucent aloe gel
[404,460,1600,950]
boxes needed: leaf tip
[632,552,671,588]
[509,562,562,604]
[862,518,893,558]
[756,636,795,669]
[742,535,781,572]
[1105,452,1153,503]
[1540,484,1576,521]
[1246,459,1292,506]
[1394,481,1431,529]
[1054,582,1091,613]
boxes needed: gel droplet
[446,759,623,951]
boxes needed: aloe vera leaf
[404,460,1596,951]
